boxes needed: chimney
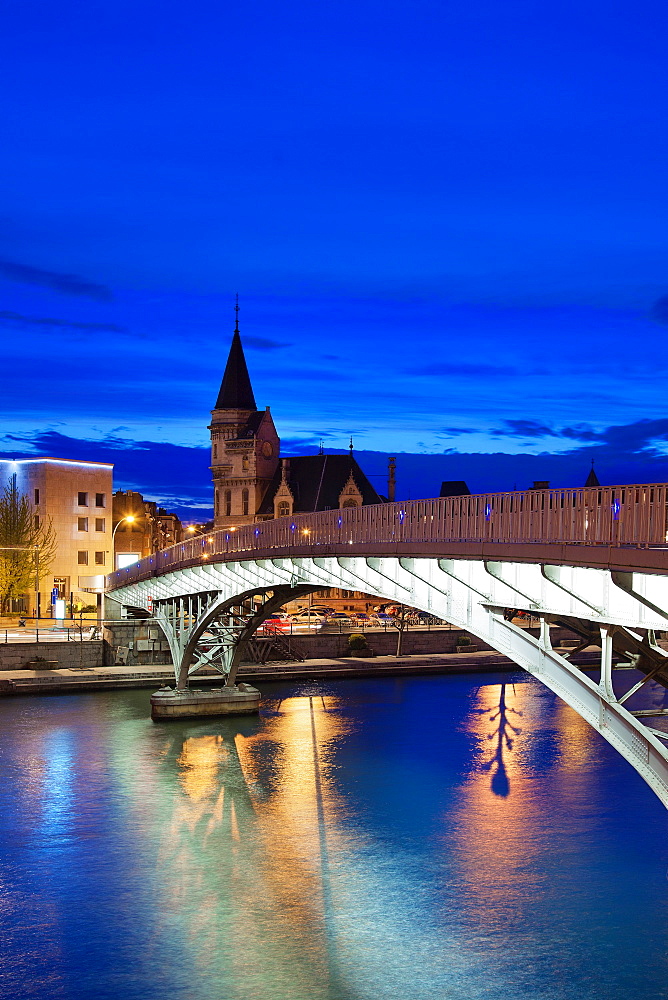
[388,456,396,502]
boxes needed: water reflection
[472,683,523,797]
[144,697,354,999]
[2,681,667,1000]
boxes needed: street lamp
[112,514,135,544]
[102,515,136,624]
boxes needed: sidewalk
[0,647,600,695]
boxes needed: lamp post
[102,515,136,622]
[112,514,135,550]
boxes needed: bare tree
[0,475,57,614]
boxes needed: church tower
[209,300,280,528]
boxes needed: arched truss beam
[110,554,668,807]
[152,583,320,690]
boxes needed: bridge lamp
[302,528,310,536]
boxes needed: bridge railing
[107,482,668,589]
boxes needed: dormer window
[338,471,363,509]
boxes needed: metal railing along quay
[2,621,101,643]
[108,482,668,589]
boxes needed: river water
[0,671,667,1000]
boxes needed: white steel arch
[109,552,668,808]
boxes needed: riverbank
[0,647,602,694]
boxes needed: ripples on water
[0,672,666,1000]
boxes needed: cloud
[405,362,516,377]
[437,426,479,436]
[650,295,668,324]
[492,419,555,438]
[243,335,289,350]
[0,310,125,333]
[0,430,213,519]
[0,259,113,301]
[4,416,668,522]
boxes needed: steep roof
[585,465,601,488]
[215,330,257,410]
[257,455,384,514]
[440,480,470,497]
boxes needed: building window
[78,492,88,506]
[242,455,249,470]
[278,501,290,517]
[34,489,40,504]
[54,577,67,598]
[342,499,358,508]
[213,444,217,459]
[77,551,88,565]
[94,551,105,565]
[215,490,219,516]
[95,493,105,507]
[34,515,40,529]
[95,518,105,532]
[224,490,232,517]
[78,517,89,531]
[242,488,249,516]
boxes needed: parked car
[291,609,328,621]
[372,613,396,625]
[259,614,291,632]
[323,612,355,626]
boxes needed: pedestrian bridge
[107,481,668,806]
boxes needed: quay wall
[0,641,105,671]
[100,622,580,668]
[0,625,582,672]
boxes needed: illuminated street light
[112,514,135,542]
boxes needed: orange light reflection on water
[148,695,355,994]
[448,680,606,924]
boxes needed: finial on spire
[319,439,324,455]
[349,436,354,456]
[234,293,240,334]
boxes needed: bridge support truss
[150,583,319,690]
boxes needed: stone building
[112,490,183,568]
[0,457,113,615]
[210,312,382,527]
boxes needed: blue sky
[2,0,668,515]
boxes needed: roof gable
[258,455,383,514]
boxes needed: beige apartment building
[0,457,113,616]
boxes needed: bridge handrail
[107,481,668,590]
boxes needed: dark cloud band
[0,260,113,301]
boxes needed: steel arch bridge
[107,482,668,807]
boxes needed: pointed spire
[349,436,354,456]
[214,298,257,410]
[585,460,600,488]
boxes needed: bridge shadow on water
[471,682,523,797]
